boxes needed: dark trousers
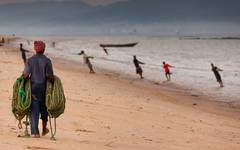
[30,100,48,134]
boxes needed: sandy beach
[1,44,240,150]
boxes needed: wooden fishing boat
[100,42,138,48]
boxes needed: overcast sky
[0,0,126,5]
[0,0,239,35]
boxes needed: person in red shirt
[163,61,174,81]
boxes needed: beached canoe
[100,42,138,48]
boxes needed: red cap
[34,41,45,53]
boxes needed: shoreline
[52,53,240,109]
[5,38,240,112]
[1,45,240,149]
[7,41,240,113]
[10,35,240,104]
[51,50,240,118]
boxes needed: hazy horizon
[0,0,240,36]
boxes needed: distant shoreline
[179,36,240,40]
[9,35,240,106]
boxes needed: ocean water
[12,36,240,102]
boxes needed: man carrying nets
[23,41,54,138]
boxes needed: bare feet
[33,134,40,138]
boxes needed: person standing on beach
[78,51,95,73]
[52,41,55,48]
[211,63,224,87]
[23,41,54,138]
[0,37,4,46]
[133,55,144,79]
[20,43,30,64]
[163,61,174,81]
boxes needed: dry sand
[0,45,240,150]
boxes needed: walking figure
[20,43,30,64]
[133,55,144,79]
[78,51,95,73]
[52,42,55,48]
[1,37,5,43]
[163,61,174,81]
[211,63,224,87]
[23,41,54,138]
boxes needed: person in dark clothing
[103,47,109,55]
[78,51,95,73]
[163,61,174,81]
[23,41,54,138]
[133,55,144,79]
[211,63,224,87]
[52,41,55,48]
[1,37,4,43]
[0,37,4,46]
[20,43,30,64]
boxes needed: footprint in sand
[10,127,17,133]
[77,140,90,144]
[144,139,153,142]
[143,137,153,142]
[146,98,151,103]
[191,94,199,97]
[104,126,111,130]
[166,126,171,129]
[10,127,16,130]
[105,141,117,148]
[75,129,96,133]
[136,106,144,111]
[26,146,59,150]
[193,103,198,106]
[95,97,102,101]
[104,73,113,78]
[161,80,169,84]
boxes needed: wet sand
[0,45,240,150]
